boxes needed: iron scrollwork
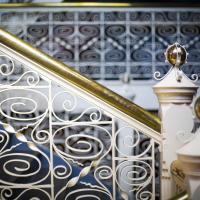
[0,52,160,199]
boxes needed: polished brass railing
[0,2,199,7]
[169,191,189,200]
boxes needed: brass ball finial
[165,42,188,68]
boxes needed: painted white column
[153,43,198,200]
[177,133,200,200]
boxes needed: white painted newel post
[153,43,198,200]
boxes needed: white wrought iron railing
[0,28,162,200]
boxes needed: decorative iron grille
[0,7,200,81]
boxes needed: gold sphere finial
[165,42,187,68]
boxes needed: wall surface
[0,5,200,109]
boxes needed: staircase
[0,28,162,200]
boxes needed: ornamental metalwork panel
[0,50,160,199]
[0,8,200,80]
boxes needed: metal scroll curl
[116,160,153,200]
[0,54,43,87]
[53,124,112,200]
[52,91,102,122]
[0,124,50,186]
[1,188,51,200]
[0,88,49,145]
[115,126,152,158]
[52,125,111,164]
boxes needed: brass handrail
[0,28,161,132]
[0,2,199,8]
[169,191,189,200]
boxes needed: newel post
[153,43,198,199]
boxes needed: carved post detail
[153,43,198,199]
[176,97,200,199]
